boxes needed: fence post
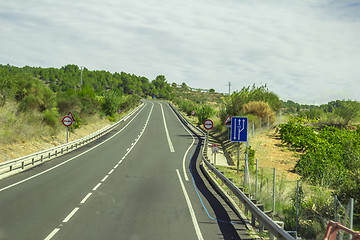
[273,168,276,217]
[255,159,258,199]
[335,195,338,222]
[296,180,300,234]
[349,198,354,240]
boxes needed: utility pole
[228,82,231,95]
[80,66,83,90]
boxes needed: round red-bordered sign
[62,116,73,127]
[203,119,213,130]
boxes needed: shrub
[101,90,121,117]
[18,94,39,111]
[70,114,81,130]
[197,105,215,124]
[243,101,275,124]
[42,109,59,127]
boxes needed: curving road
[0,101,250,240]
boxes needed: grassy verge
[0,101,138,162]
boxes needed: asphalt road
[0,101,250,240]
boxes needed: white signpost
[212,143,219,165]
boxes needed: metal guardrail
[0,103,144,179]
[169,103,295,240]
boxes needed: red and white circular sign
[203,119,213,130]
[62,116,73,127]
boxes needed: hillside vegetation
[0,64,173,142]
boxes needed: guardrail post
[270,233,275,240]
[32,158,34,165]
[41,155,43,162]
[48,152,51,159]
[259,221,264,233]
[251,212,256,227]
[220,171,225,186]
[251,199,258,227]
[55,150,57,157]
[228,178,233,196]
[10,165,12,171]
[22,161,24,169]
[61,148,63,154]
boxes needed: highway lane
[0,100,247,239]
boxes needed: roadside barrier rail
[0,103,144,179]
[169,103,295,240]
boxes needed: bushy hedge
[279,119,360,221]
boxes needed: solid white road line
[0,102,147,193]
[181,142,194,181]
[63,207,79,223]
[168,104,195,181]
[159,102,175,152]
[176,169,204,240]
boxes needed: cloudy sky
[1,0,359,104]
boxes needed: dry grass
[0,101,114,162]
[249,128,300,181]
[243,101,275,124]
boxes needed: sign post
[230,117,248,174]
[224,115,231,139]
[191,111,196,122]
[203,119,214,158]
[117,109,122,120]
[62,116,73,143]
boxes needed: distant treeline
[283,99,360,127]
[0,64,173,125]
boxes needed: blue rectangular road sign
[231,117,248,142]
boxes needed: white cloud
[0,0,359,104]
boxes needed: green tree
[101,90,121,117]
[197,105,215,124]
[334,100,360,126]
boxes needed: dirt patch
[249,128,300,181]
